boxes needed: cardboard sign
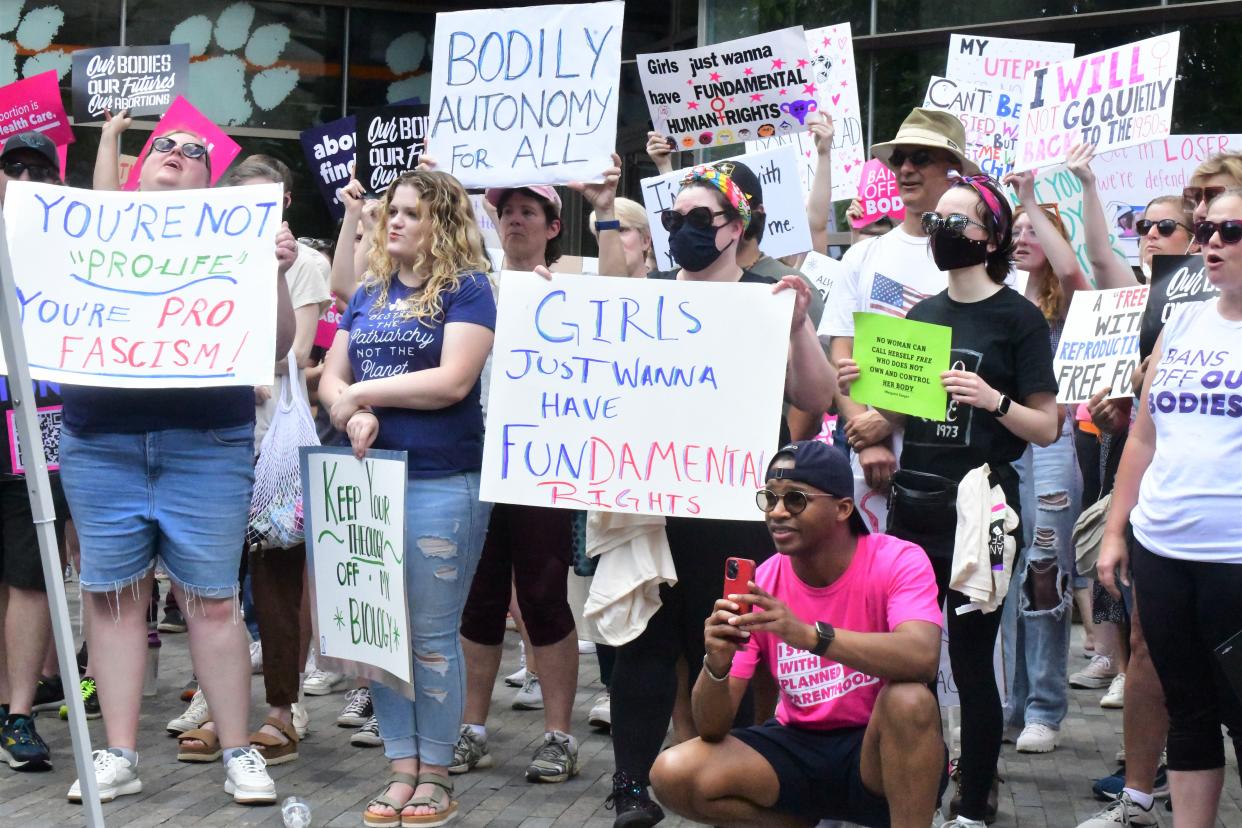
[300,114,357,220]
[6,405,61,474]
[71,44,190,123]
[638,26,815,150]
[1015,32,1180,173]
[923,75,1021,178]
[355,104,429,196]
[480,272,793,520]
[0,71,74,147]
[851,159,904,228]
[800,251,844,305]
[1141,254,1217,359]
[122,96,242,190]
[1053,286,1150,403]
[1,181,282,387]
[945,34,1075,98]
[301,447,413,698]
[850,312,951,420]
[429,1,624,188]
[639,145,813,269]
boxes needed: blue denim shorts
[59,424,254,597]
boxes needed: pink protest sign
[851,159,904,228]
[0,71,75,147]
[123,96,241,190]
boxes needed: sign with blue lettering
[923,76,1021,178]
[300,114,357,220]
[480,271,793,520]
[1054,285,1150,404]
[429,1,624,188]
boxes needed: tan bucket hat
[871,107,981,176]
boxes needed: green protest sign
[850,312,951,421]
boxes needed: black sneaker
[31,675,65,712]
[947,759,1000,824]
[604,771,664,828]
[158,605,187,633]
[1,715,52,771]
[59,677,101,721]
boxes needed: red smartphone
[723,557,757,613]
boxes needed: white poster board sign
[481,272,792,520]
[302,446,414,697]
[923,75,1021,178]
[945,33,1075,97]
[1,181,279,387]
[1053,286,1149,403]
[428,1,624,188]
[799,251,844,305]
[639,145,812,270]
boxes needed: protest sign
[429,1,623,188]
[800,251,844,305]
[1141,254,1217,359]
[122,96,242,189]
[470,194,502,249]
[851,159,904,228]
[923,75,1021,178]
[1,180,281,387]
[302,446,413,697]
[1014,32,1180,173]
[849,312,951,420]
[1054,286,1149,403]
[71,44,189,123]
[480,272,792,520]
[638,26,815,150]
[0,71,74,147]
[300,114,356,220]
[639,145,812,268]
[355,104,429,196]
[945,33,1074,98]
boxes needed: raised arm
[569,152,625,277]
[93,109,132,191]
[331,179,370,302]
[646,130,677,175]
[806,113,835,254]
[777,276,835,414]
[1004,169,1091,298]
[1066,144,1136,288]
[273,223,296,360]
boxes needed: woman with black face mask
[839,174,1061,827]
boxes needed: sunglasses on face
[921,211,989,238]
[887,148,937,169]
[2,160,56,182]
[755,489,837,515]
[1136,218,1192,238]
[1193,219,1242,245]
[151,136,208,160]
[1183,186,1227,212]
[661,206,727,232]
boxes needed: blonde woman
[588,197,655,277]
[321,170,496,827]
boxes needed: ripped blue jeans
[1004,424,1082,730]
[370,471,490,766]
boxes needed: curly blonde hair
[1014,205,1070,321]
[365,170,492,323]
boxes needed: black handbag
[888,469,960,547]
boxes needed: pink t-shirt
[729,533,941,731]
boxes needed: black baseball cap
[1,131,58,167]
[711,158,763,210]
[766,440,869,535]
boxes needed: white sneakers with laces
[166,689,210,735]
[224,747,277,804]
[1070,654,1117,689]
[68,750,142,803]
[512,672,544,710]
[1100,672,1126,709]
[1076,791,1158,827]
[1015,722,1060,753]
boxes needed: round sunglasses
[2,160,56,182]
[1136,218,1192,237]
[661,206,727,232]
[755,489,837,515]
[921,211,989,238]
[1193,219,1242,246]
[151,135,208,160]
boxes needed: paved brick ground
[2,581,1239,827]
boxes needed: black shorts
[0,475,68,591]
[731,719,948,827]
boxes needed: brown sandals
[249,716,299,765]
[361,772,458,828]
[363,772,419,828]
[176,721,222,762]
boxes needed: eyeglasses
[1136,218,1192,238]
[2,160,56,182]
[1183,186,1227,212]
[887,148,937,169]
[151,136,208,160]
[661,207,727,232]
[1193,219,1242,245]
[755,489,837,515]
[921,211,989,238]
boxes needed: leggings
[1131,538,1242,773]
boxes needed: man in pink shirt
[651,441,947,827]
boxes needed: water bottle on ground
[282,796,311,828]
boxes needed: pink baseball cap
[485,185,562,215]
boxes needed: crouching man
[651,441,948,828]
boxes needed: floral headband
[949,170,1006,231]
[679,164,752,230]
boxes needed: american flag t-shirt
[868,274,928,318]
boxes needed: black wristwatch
[993,394,1012,418]
[808,621,835,656]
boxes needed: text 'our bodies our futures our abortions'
[481,272,792,521]
[429,1,624,188]
[1,181,281,388]
[71,44,190,122]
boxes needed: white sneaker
[578,639,597,654]
[224,747,276,804]
[1076,792,1158,827]
[940,817,987,827]
[291,702,310,739]
[166,689,210,735]
[302,668,347,696]
[1016,722,1060,753]
[588,692,611,730]
[249,640,263,674]
[68,750,143,803]
[504,641,527,687]
[1100,672,1126,709]
[512,672,544,710]
[1070,654,1117,689]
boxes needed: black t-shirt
[900,286,1057,490]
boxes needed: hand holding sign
[809,112,834,157]
[567,152,622,216]
[849,312,952,421]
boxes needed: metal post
[0,208,104,826]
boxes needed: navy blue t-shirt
[339,271,496,478]
[62,386,254,434]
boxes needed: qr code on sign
[8,406,62,474]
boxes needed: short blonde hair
[1190,152,1242,187]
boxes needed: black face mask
[669,222,732,272]
[930,229,989,271]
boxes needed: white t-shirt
[1131,299,1242,563]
